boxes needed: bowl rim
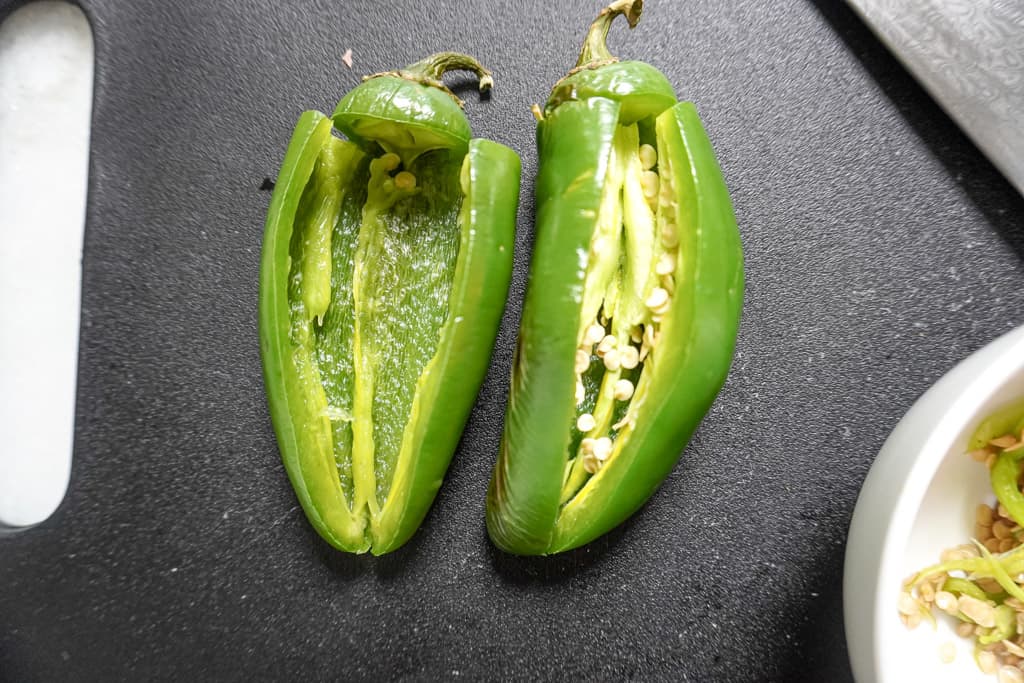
[844,324,1024,683]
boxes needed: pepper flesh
[487,0,743,555]
[260,55,520,554]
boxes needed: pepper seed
[661,223,679,249]
[585,323,606,347]
[619,346,640,370]
[641,171,660,199]
[639,144,657,170]
[575,349,591,374]
[575,379,586,406]
[613,379,635,401]
[576,413,596,433]
[645,287,670,313]
[979,504,996,526]
[656,252,675,276]
[597,334,617,356]
[958,595,996,627]
[934,591,958,615]
[582,452,600,474]
[593,437,613,461]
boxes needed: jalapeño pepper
[486,0,743,554]
[260,53,520,554]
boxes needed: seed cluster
[901,427,1024,680]
[568,141,675,479]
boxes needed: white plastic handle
[0,1,93,528]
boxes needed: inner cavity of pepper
[287,138,463,517]
[560,123,678,504]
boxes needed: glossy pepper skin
[487,0,743,555]
[260,53,520,555]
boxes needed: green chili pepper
[260,53,520,554]
[486,0,743,555]
[991,451,1024,528]
[941,576,1008,607]
[968,400,1024,451]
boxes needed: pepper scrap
[259,53,520,555]
[486,0,743,555]
[970,400,1024,528]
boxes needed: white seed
[576,413,596,433]
[934,591,958,614]
[394,171,416,190]
[661,223,679,248]
[958,595,996,627]
[938,642,956,664]
[656,252,676,276]
[580,437,596,454]
[619,346,640,370]
[575,379,586,406]
[584,323,605,346]
[660,180,673,203]
[643,324,657,347]
[582,452,600,474]
[593,436,613,461]
[603,349,622,371]
[575,349,591,374]
[897,592,919,617]
[645,287,669,312]
[977,651,998,674]
[641,171,659,199]
[597,334,617,356]
[639,144,658,170]
[613,379,635,401]
[999,665,1024,683]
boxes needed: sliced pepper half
[487,0,743,555]
[260,54,520,554]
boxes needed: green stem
[402,51,494,92]
[576,0,644,68]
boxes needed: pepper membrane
[260,54,520,554]
[487,0,744,555]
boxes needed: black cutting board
[2,0,1023,680]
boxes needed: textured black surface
[2,0,1023,680]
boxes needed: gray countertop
[1,0,1022,680]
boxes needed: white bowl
[845,324,1024,683]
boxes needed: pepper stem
[403,52,494,92]
[575,0,644,68]
[363,51,493,108]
